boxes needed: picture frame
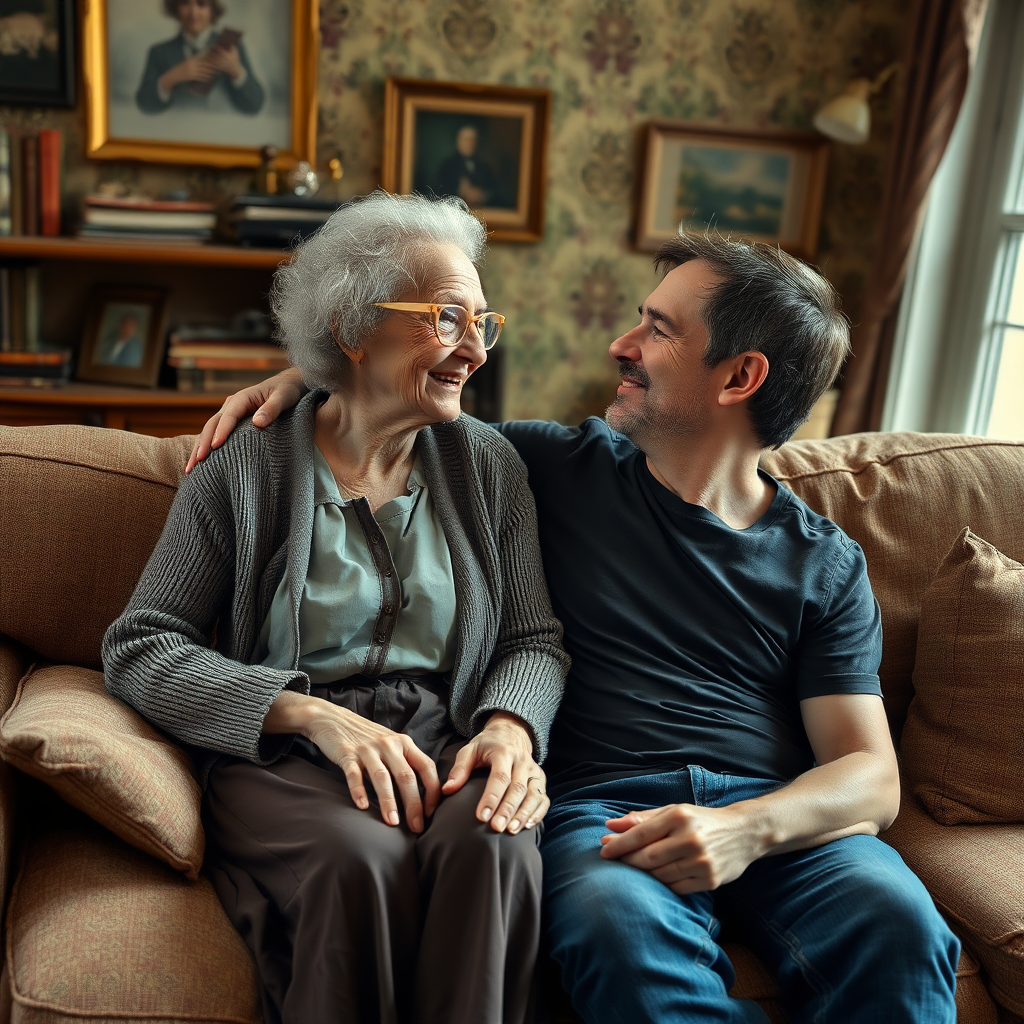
[634,121,829,260]
[82,0,319,169]
[76,285,169,387]
[0,0,76,108]
[382,77,551,243]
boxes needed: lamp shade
[813,79,872,144]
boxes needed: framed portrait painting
[82,0,318,168]
[0,0,76,107]
[382,78,551,243]
[76,285,169,387]
[635,121,829,260]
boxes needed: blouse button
[384,605,394,615]
[384,570,393,577]
[375,633,387,644]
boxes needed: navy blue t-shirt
[494,418,882,797]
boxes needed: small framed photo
[382,77,551,243]
[635,121,829,260]
[77,286,169,387]
[0,0,76,107]
[82,0,318,168]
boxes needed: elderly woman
[102,192,568,1024]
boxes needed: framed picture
[82,0,318,168]
[382,78,551,243]
[634,121,829,259]
[77,286,169,387]
[0,0,76,107]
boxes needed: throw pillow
[901,528,1024,824]
[0,663,204,878]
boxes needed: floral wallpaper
[1,0,909,422]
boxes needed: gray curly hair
[271,191,488,391]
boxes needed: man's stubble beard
[605,383,708,453]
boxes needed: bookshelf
[0,238,289,436]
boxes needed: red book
[20,135,38,237]
[38,129,61,237]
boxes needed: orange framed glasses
[373,302,505,350]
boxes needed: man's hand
[206,44,244,83]
[185,367,306,473]
[599,802,764,895]
[442,712,549,834]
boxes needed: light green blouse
[258,446,458,684]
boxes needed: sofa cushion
[763,433,1024,739]
[884,794,1024,1016]
[7,796,260,1024]
[900,529,1024,824]
[0,663,204,879]
[0,425,192,669]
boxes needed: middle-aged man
[186,231,960,1023]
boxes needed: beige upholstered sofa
[0,423,1022,1024]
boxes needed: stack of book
[0,127,63,237]
[78,195,217,244]
[167,327,290,392]
[0,349,72,388]
[224,194,342,247]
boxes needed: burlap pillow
[901,528,1024,824]
[0,663,204,878]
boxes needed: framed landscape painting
[382,78,551,242]
[82,0,318,168]
[635,121,829,259]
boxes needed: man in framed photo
[135,0,264,116]
[434,124,500,208]
[95,310,145,368]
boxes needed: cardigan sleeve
[466,433,569,762]
[102,456,309,764]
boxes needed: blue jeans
[543,767,959,1024]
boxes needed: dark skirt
[202,674,542,1024]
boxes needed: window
[883,0,1024,437]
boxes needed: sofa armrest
[0,636,32,942]
[883,794,1024,1017]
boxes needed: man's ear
[717,351,769,407]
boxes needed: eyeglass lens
[436,306,501,349]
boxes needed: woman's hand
[265,690,441,832]
[185,368,306,473]
[442,712,549,834]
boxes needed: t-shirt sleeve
[795,540,883,701]
[490,419,583,487]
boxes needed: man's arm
[599,692,899,895]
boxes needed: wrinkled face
[175,0,213,35]
[456,126,478,157]
[605,259,722,451]
[355,243,488,428]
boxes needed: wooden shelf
[0,382,230,407]
[0,235,289,269]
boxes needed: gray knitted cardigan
[102,392,568,774]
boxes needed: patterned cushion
[901,529,1024,824]
[7,799,260,1023]
[0,663,204,879]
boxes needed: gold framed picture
[635,121,829,260]
[76,285,169,387]
[382,77,551,243]
[82,0,319,169]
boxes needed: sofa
[0,422,1021,1024]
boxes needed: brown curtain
[830,0,990,436]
